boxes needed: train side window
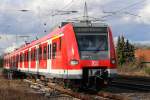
[8,57,11,64]
[26,53,28,61]
[31,51,33,60]
[31,49,35,61]
[20,54,22,62]
[47,44,51,59]
[59,37,61,50]
[25,53,27,61]
[26,51,29,61]
[43,45,47,60]
[35,49,38,60]
[16,55,19,65]
[23,53,25,62]
[24,53,26,61]
[22,54,24,62]
[50,44,51,59]
[17,55,19,62]
[52,42,57,59]
[34,49,37,60]
[48,44,49,59]
[28,51,30,61]
[39,46,42,60]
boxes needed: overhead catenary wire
[60,0,75,10]
[115,0,146,12]
[103,0,146,18]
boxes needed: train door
[47,40,52,73]
[28,49,31,72]
[38,45,42,70]
[36,45,39,74]
[39,43,47,70]
[52,37,62,70]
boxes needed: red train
[3,21,117,91]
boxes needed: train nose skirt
[82,67,108,90]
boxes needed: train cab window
[43,46,47,60]
[52,42,57,59]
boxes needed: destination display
[74,27,107,33]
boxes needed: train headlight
[70,59,79,66]
[111,59,116,64]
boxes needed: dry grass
[0,77,48,100]
[118,62,150,77]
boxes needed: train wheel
[64,79,70,88]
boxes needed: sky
[0,0,150,54]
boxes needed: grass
[118,62,150,77]
[144,67,150,75]
[0,77,49,100]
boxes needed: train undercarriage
[3,67,112,92]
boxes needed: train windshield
[76,34,108,51]
[74,27,108,51]
[74,27,109,60]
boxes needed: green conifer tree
[116,35,135,65]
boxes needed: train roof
[5,27,62,56]
[4,21,109,57]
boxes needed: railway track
[112,80,150,92]
[24,79,128,100]
[117,75,150,83]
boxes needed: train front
[72,22,117,90]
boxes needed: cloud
[0,33,35,54]
[0,0,150,55]
[137,0,150,24]
[0,33,17,53]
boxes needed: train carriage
[3,21,117,91]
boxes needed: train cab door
[51,37,62,70]
[47,40,52,73]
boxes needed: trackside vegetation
[116,35,150,76]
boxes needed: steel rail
[112,81,150,92]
